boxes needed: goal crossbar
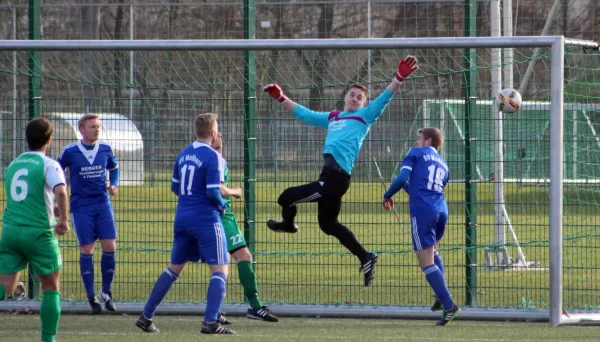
[0,36,595,51]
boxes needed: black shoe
[217,313,232,325]
[247,306,279,322]
[436,303,461,326]
[431,298,443,312]
[267,219,298,233]
[359,252,378,287]
[201,321,235,334]
[135,315,159,333]
[88,296,102,314]
[98,291,116,312]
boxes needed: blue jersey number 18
[427,165,445,192]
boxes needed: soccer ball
[495,88,522,113]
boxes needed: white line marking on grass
[58,332,130,336]
[223,334,517,341]
[53,332,522,341]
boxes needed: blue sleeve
[56,148,68,170]
[206,151,221,190]
[106,146,118,171]
[291,104,330,129]
[207,187,226,211]
[109,168,119,186]
[171,159,180,196]
[400,148,418,172]
[362,89,395,124]
[384,168,411,199]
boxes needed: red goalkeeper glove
[395,55,418,84]
[264,83,288,103]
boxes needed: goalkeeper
[264,55,418,287]
[212,132,278,323]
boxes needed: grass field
[0,171,597,312]
[4,314,600,341]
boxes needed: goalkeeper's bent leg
[317,196,369,262]
[277,182,323,224]
[0,284,6,300]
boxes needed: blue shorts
[410,211,447,251]
[71,202,117,246]
[170,221,229,266]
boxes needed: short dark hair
[348,83,368,98]
[26,118,53,151]
[418,127,443,150]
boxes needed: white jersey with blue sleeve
[290,88,395,174]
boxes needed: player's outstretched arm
[53,184,70,235]
[220,185,242,199]
[387,55,418,93]
[362,56,419,124]
[264,83,329,128]
[264,83,296,112]
[382,168,411,211]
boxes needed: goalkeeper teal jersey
[291,88,395,174]
[3,152,66,229]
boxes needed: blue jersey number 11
[427,165,445,192]
[180,165,196,195]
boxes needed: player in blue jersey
[135,113,233,335]
[263,56,418,287]
[57,114,119,314]
[382,128,460,325]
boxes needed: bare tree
[82,5,101,111]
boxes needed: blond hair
[78,114,99,129]
[194,113,218,139]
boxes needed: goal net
[0,37,597,325]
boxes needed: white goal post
[0,36,595,327]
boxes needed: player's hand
[382,198,394,211]
[219,208,227,216]
[54,219,70,236]
[263,83,288,103]
[230,187,243,199]
[395,55,418,83]
[107,185,118,196]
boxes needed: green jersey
[217,152,246,252]
[3,152,66,229]
[218,153,232,209]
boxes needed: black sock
[281,205,297,224]
[331,224,369,262]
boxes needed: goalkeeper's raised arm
[263,83,330,128]
[263,55,418,127]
